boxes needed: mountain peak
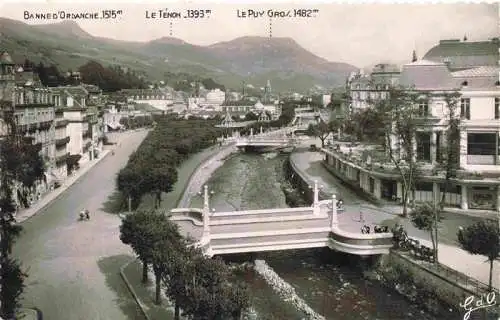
[209,36,299,49]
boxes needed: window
[416,132,431,161]
[461,98,470,119]
[495,98,499,120]
[418,101,429,117]
[467,133,496,155]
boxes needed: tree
[306,121,331,148]
[412,50,418,62]
[433,92,461,260]
[328,118,343,141]
[409,203,441,263]
[164,245,198,320]
[0,106,45,318]
[141,165,178,209]
[374,87,424,216]
[149,215,184,305]
[457,221,499,290]
[177,256,251,320]
[437,93,461,204]
[116,165,145,211]
[119,210,157,284]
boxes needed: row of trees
[22,59,148,92]
[0,103,47,318]
[118,115,154,130]
[78,61,148,92]
[163,71,225,93]
[117,118,222,211]
[120,210,250,319]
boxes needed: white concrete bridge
[235,126,305,151]
[169,181,394,257]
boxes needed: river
[189,152,444,320]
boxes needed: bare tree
[374,87,425,217]
[438,92,462,208]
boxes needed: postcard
[0,2,498,320]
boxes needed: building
[50,85,102,163]
[121,88,174,111]
[205,89,226,106]
[423,38,499,71]
[0,52,60,205]
[347,63,400,111]
[324,39,500,214]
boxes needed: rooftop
[399,60,458,91]
[372,63,400,74]
[423,39,499,71]
[451,66,500,78]
[51,85,89,97]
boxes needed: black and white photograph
[0,2,498,320]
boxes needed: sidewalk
[14,130,141,224]
[290,150,499,291]
[15,149,112,224]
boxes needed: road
[12,130,148,320]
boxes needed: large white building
[324,38,500,213]
[205,89,225,106]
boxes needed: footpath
[290,150,499,291]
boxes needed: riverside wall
[371,252,499,319]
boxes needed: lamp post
[330,194,338,229]
[308,180,323,215]
[199,185,215,240]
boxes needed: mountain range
[0,18,358,92]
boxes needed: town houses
[0,51,107,209]
[325,37,500,213]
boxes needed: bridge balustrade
[169,160,394,257]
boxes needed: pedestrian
[359,209,364,223]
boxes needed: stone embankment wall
[283,154,335,207]
[321,161,380,205]
[369,251,499,319]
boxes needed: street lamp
[197,185,215,213]
[308,180,324,206]
[197,185,215,239]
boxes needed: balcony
[55,119,68,128]
[16,103,55,109]
[38,120,53,130]
[55,136,70,148]
[56,152,69,166]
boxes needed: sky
[0,2,498,67]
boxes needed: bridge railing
[330,228,393,247]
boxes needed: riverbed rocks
[254,259,326,320]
